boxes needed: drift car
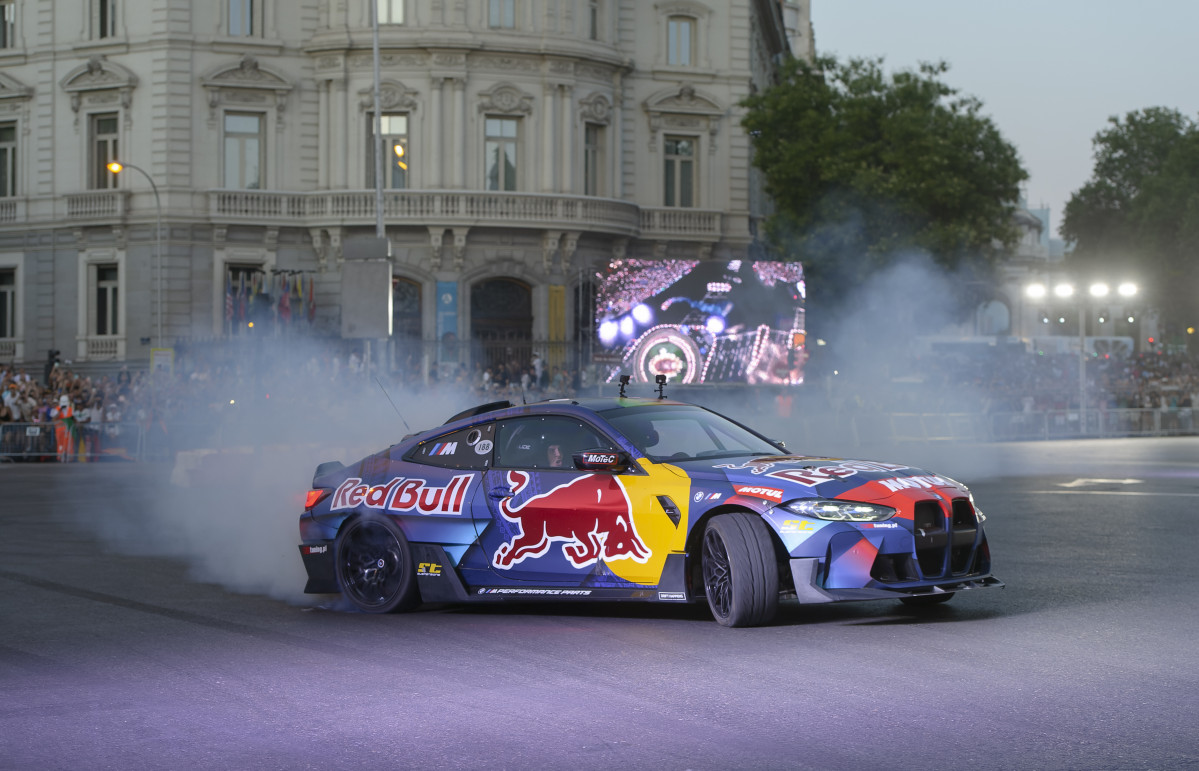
[298,396,1001,627]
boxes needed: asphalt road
[2,438,1198,770]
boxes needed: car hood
[664,454,967,503]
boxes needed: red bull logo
[493,471,652,569]
[330,474,473,515]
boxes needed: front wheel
[335,515,420,613]
[701,513,779,627]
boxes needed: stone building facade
[0,0,805,374]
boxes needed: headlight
[783,499,897,522]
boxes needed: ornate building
[0,0,804,374]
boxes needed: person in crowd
[52,394,76,462]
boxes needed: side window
[405,423,495,469]
[495,416,614,470]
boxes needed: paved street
[2,438,1198,769]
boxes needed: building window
[667,16,694,66]
[664,135,695,207]
[392,276,421,341]
[485,117,519,191]
[223,112,264,189]
[489,0,514,28]
[90,113,119,190]
[375,0,404,24]
[588,0,599,40]
[92,0,117,39]
[367,113,408,189]
[583,123,604,196]
[229,0,262,36]
[94,264,119,336]
[0,122,15,197]
[0,1,16,49]
[0,268,14,339]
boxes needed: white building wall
[0,0,790,368]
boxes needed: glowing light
[599,320,619,343]
[1089,283,1109,298]
[619,316,635,337]
[1053,283,1075,299]
[106,161,124,174]
[632,303,652,324]
[247,321,254,328]
[1117,282,1137,297]
[1025,283,1047,299]
[229,399,236,405]
[705,316,726,335]
[394,143,407,170]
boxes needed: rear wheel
[335,516,419,613]
[701,513,779,627]
[900,592,954,607]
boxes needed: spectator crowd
[5,342,1199,461]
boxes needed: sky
[810,0,1199,240]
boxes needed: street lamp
[1026,279,1137,435]
[106,161,163,349]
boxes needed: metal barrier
[0,422,144,462]
[3,407,1196,463]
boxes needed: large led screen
[595,259,805,385]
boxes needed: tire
[900,592,954,607]
[701,512,780,627]
[335,515,420,613]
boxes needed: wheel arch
[685,504,790,595]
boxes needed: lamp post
[1026,279,1137,436]
[107,161,163,349]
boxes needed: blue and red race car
[298,393,1001,626]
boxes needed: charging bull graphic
[493,470,652,569]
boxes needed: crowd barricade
[4,407,1198,464]
[0,422,143,462]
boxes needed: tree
[741,56,1027,333]
[1062,108,1199,338]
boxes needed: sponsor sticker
[693,492,705,502]
[476,588,593,596]
[330,474,474,515]
[733,484,784,502]
[301,544,328,555]
[475,439,494,455]
[658,591,687,601]
[492,470,651,569]
[876,475,951,492]
[417,562,443,576]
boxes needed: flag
[279,274,291,323]
[225,272,233,323]
[307,275,316,324]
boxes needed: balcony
[65,190,130,222]
[209,189,645,237]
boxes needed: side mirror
[573,449,631,473]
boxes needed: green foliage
[1062,108,1199,335]
[741,56,1027,327]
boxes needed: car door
[473,415,638,585]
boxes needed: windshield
[601,405,782,462]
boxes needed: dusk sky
[810,0,1199,240]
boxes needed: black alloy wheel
[701,512,779,627]
[335,516,419,613]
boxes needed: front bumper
[789,557,1004,604]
